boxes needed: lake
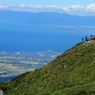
[0,21,93,52]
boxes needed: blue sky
[1,0,95,15]
[0,0,95,6]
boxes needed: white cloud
[1,3,95,15]
[67,5,84,11]
[85,4,95,12]
[18,4,26,7]
[53,25,95,30]
[0,4,8,9]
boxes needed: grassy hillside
[1,41,95,95]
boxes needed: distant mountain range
[1,41,95,94]
[0,10,95,26]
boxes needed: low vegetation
[0,41,95,95]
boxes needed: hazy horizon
[1,0,95,16]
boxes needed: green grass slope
[1,41,95,95]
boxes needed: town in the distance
[0,50,62,81]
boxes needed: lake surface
[0,76,17,82]
[0,21,93,52]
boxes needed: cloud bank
[1,3,95,15]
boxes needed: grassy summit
[1,41,95,95]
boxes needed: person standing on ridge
[85,36,89,41]
[82,37,84,42]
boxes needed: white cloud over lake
[1,3,95,15]
[53,25,95,31]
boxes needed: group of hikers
[82,35,95,42]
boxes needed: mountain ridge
[0,41,95,94]
[1,10,95,25]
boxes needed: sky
[1,0,95,15]
[0,0,95,6]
